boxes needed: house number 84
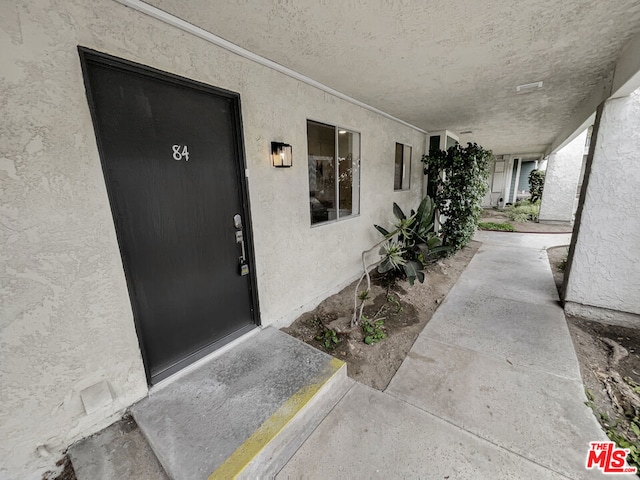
[172,145,190,161]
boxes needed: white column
[500,156,513,207]
[538,130,587,223]
[511,158,522,203]
[564,90,640,327]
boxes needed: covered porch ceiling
[141,0,640,155]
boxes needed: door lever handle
[235,230,246,262]
[234,214,249,276]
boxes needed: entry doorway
[80,48,259,384]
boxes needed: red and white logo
[586,442,637,474]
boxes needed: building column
[564,90,640,327]
[538,129,587,223]
[500,155,514,208]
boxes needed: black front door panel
[80,49,258,383]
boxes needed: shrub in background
[506,200,540,222]
[529,169,546,203]
[477,222,516,232]
[422,143,491,251]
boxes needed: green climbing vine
[422,143,492,252]
[528,169,546,203]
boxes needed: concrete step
[128,327,352,480]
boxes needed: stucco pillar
[538,130,587,223]
[564,90,640,327]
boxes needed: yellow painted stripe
[209,357,344,480]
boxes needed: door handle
[233,214,249,276]
[235,230,246,263]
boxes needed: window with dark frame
[394,142,412,191]
[307,120,361,225]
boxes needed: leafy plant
[377,240,407,274]
[628,377,640,395]
[361,317,386,345]
[351,196,447,327]
[557,258,567,271]
[315,328,340,350]
[529,169,546,203]
[374,196,447,286]
[477,222,516,232]
[506,200,539,222]
[387,293,403,313]
[510,211,530,223]
[422,143,492,251]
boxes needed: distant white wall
[482,156,504,207]
[539,130,587,223]
[0,1,426,478]
[487,154,545,208]
[565,90,640,325]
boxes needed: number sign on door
[172,144,190,161]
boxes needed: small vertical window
[394,142,412,191]
[307,120,360,225]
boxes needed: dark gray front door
[80,49,259,384]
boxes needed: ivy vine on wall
[422,143,492,252]
[528,169,546,203]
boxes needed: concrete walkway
[279,232,632,479]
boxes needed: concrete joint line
[422,337,583,384]
[382,389,576,480]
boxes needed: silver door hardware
[239,263,249,276]
[233,214,249,276]
[235,225,247,261]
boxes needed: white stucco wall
[565,91,640,323]
[538,130,587,223]
[0,1,426,478]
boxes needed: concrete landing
[131,327,352,480]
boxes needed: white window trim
[307,119,361,227]
[394,142,413,191]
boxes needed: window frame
[394,142,412,191]
[306,119,361,227]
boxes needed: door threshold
[149,326,261,394]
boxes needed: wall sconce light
[271,142,293,168]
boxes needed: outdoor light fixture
[271,142,292,168]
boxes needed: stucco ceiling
[143,0,640,155]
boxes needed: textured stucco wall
[146,0,640,155]
[0,1,425,478]
[565,91,640,322]
[539,130,587,223]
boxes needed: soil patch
[548,245,640,385]
[547,245,569,294]
[547,246,640,474]
[282,241,480,390]
[481,208,573,233]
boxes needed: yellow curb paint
[208,357,344,480]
